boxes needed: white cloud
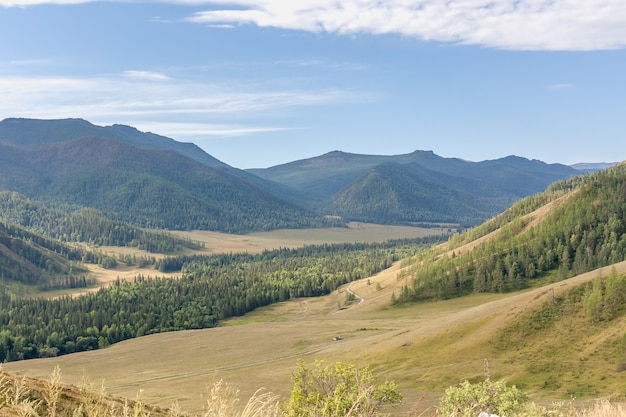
[3,0,624,51]
[133,122,291,138]
[123,70,172,81]
[0,73,363,138]
[550,83,576,90]
[186,0,626,51]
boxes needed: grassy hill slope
[5,260,625,415]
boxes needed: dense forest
[394,163,626,303]
[0,137,337,233]
[0,238,438,362]
[0,191,203,253]
[326,162,504,227]
[0,220,91,291]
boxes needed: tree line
[0,237,440,362]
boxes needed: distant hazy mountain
[569,162,618,172]
[0,117,227,168]
[248,150,580,226]
[0,118,329,233]
[0,118,604,230]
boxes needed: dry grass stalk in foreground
[1,365,625,417]
[202,379,279,417]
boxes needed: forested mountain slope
[395,161,626,302]
[249,150,579,226]
[0,191,201,253]
[0,136,329,232]
[0,220,90,291]
[327,162,513,226]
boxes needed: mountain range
[0,118,606,232]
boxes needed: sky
[1,1,625,169]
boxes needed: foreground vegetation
[1,363,624,417]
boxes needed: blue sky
[1,1,625,169]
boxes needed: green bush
[438,379,532,417]
[281,360,402,417]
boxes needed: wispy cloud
[0,73,365,137]
[3,0,624,51]
[550,83,576,90]
[123,70,172,81]
[185,0,626,51]
[135,122,291,138]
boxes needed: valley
[86,222,448,288]
[1,119,625,416]
[4,239,626,416]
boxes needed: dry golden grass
[80,222,446,291]
[7,258,626,415]
[171,222,447,255]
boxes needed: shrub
[280,360,402,417]
[438,379,531,417]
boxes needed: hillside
[0,220,90,292]
[0,117,226,168]
[0,135,329,233]
[0,191,203,254]
[328,162,508,226]
[395,161,626,302]
[249,150,580,226]
[3,163,626,415]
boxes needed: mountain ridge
[0,135,327,232]
[0,117,612,230]
[250,148,581,226]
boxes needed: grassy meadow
[85,222,449,289]
[3,222,626,416]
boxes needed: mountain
[0,117,227,168]
[0,119,331,233]
[0,118,597,230]
[570,161,618,172]
[328,162,498,226]
[249,150,580,226]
